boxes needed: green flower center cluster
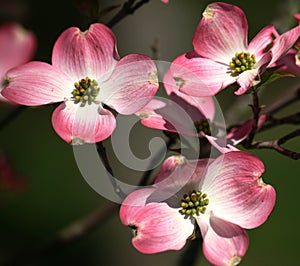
[179,190,209,218]
[229,52,256,75]
[71,77,100,107]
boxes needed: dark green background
[0,0,299,265]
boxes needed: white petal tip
[71,137,86,145]
[149,70,159,86]
[228,256,242,266]
[203,6,214,19]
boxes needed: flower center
[229,52,256,75]
[71,77,100,107]
[179,190,209,218]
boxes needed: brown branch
[3,202,119,266]
[244,89,261,147]
[0,106,28,131]
[138,136,176,186]
[96,141,126,200]
[261,112,300,131]
[251,129,300,160]
[106,0,150,28]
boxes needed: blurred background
[0,0,299,265]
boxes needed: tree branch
[106,0,150,28]
[3,202,119,266]
[96,141,127,200]
[0,106,27,131]
[251,129,300,160]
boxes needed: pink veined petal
[0,22,36,83]
[163,70,215,121]
[274,49,300,77]
[2,61,73,105]
[52,23,119,81]
[235,51,272,95]
[170,53,236,97]
[203,134,239,154]
[161,0,169,3]
[193,2,248,64]
[201,151,276,229]
[226,119,253,146]
[137,99,198,135]
[101,54,159,115]
[235,69,259,95]
[153,155,212,201]
[120,188,194,254]
[136,99,179,132]
[248,25,279,59]
[197,214,249,266]
[269,24,300,66]
[52,102,116,144]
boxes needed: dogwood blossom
[2,23,158,144]
[0,22,36,102]
[168,2,300,96]
[120,151,276,266]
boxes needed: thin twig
[261,112,300,131]
[96,141,127,200]
[0,106,27,131]
[178,238,203,266]
[3,202,119,266]
[106,0,150,28]
[251,129,300,160]
[138,137,176,186]
[244,89,261,147]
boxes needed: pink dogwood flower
[136,70,215,136]
[272,14,300,77]
[169,2,300,96]
[120,151,276,266]
[0,22,36,102]
[2,23,158,144]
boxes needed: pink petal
[52,23,119,81]
[0,22,36,83]
[274,49,300,77]
[138,97,201,136]
[120,188,194,254]
[164,70,215,121]
[226,119,253,145]
[170,53,236,96]
[201,151,276,229]
[235,51,272,95]
[197,214,249,266]
[193,2,248,64]
[203,134,239,154]
[52,102,116,144]
[269,24,300,66]
[2,61,73,105]
[101,54,159,115]
[154,155,211,197]
[136,99,172,131]
[248,25,278,59]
